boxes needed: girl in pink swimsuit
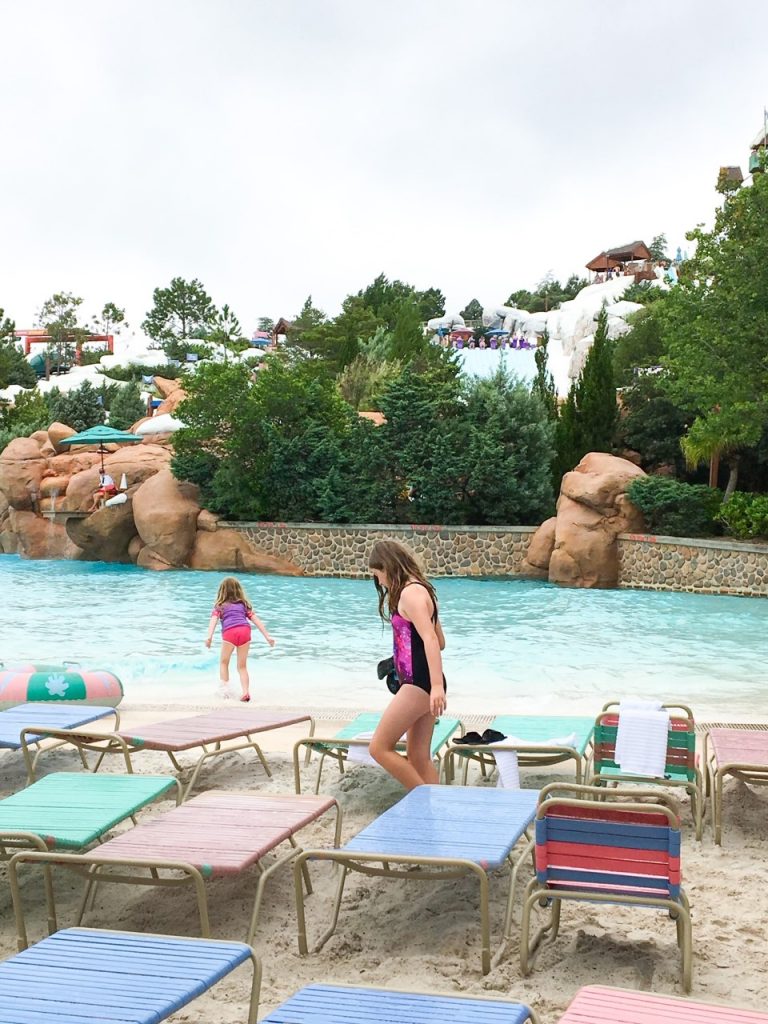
[367,539,447,790]
[205,577,275,702]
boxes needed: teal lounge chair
[292,712,462,793]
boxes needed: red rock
[0,437,47,510]
[132,469,200,566]
[521,516,556,577]
[153,376,182,399]
[66,501,137,563]
[128,535,144,563]
[136,546,175,571]
[29,430,49,447]
[196,509,220,533]
[155,389,186,415]
[39,475,70,498]
[9,509,82,560]
[187,529,303,575]
[47,422,76,453]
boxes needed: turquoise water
[1,556,766,716]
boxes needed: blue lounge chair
[262,983,538,1023]
[0,703,119,779]
[0,927,261,1024]
[293,784,539,974]
[448,714,594,785]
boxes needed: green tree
[92,301,128,339]
[0,308,36,389]
[613,307,667,386]
[47,380,106,432]
[108,383,147,430]
[578,305,618,453]
[142,278,217,360]
[618,374,690,471]
[208,304,248,361]
[298,295,381,371]
[37,292,87,377]
[415,286,446,321]
[552,387,581,487]
[649,233,668,262]
[337,353,401,410]
[389,299,429,362]
[660,169,768,494]
[257,317,275,333]
[459,298,483,323]
[532,328,558,422]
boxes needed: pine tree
[109,383,147,430]
[578,305,617,452]
[532,328,558,422]
[47,380,106,432]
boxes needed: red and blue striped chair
[520,784,692,991]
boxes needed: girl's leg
[219,641,235,695]
[407,709,440,784]
[236,642,251,699]
[369,685,432,790]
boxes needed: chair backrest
[535,787,681,901]
[593,708,696,781]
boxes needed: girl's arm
[399,587,445,717]
[435,619,446,651]
[205,613,219,648]
[248,610,276,647]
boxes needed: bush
[625,476,722,537]
[99,362,182,383]
[716,492,768,539]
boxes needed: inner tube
[0,664,123,710]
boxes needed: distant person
[205,576,276,701]
[367,539,446,790]
[87,471,118,512]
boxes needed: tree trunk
[708,451,720,488]
[723,457,740,502]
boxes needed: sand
[1,701,767,1022]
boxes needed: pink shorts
[222,625,251,647]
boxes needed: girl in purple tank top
[367,540,446,790]
[205,577,275,701]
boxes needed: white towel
[346,731,406,767]
[491,733,579,789]
[614,700,669,777]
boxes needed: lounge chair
[0,771,179,948]
[0,702,119,778]
[447,714,594,785]
[292,712,462,793]
[9,789,340,950]
[20,708,315,799]
[520,783,692,991]
[261,983,539,1023]
[0,927,261,1024]
[588,701,703,839]
[293,784,539,974]
[705,727,768,844]
[558,985,768,1023]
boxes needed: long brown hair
[368,539,438,622]
[214,576,253,612]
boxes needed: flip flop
[481,728,507,744]
[453,731,484,745]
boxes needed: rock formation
[0,397,303,575]
[522,452,646,588]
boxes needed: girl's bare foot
[240,694,251,702]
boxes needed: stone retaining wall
[222,522,537,578]
[222,522,768,596]
[617,534,768,597]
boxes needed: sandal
[481,728,507,744]
[453,731,484,745]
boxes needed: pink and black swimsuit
[391,586,445,695]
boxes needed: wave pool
[1,556,766,717]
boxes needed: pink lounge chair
[9,789,340,949]
[705,727,768,844]
[21,708,316,799]
[559,985,768,1023]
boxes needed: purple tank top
[214,601,250,632]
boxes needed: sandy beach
[2,701,768,1022]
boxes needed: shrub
[625,476,722,537]
[716,492,768,540]
[98,362,182,383]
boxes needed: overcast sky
[1,0,766,334]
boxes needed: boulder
[136,546,175,571]
[49,451,102,476]
[153,376,182,399]
[47,422,76,453]
[155,389,186,415]
[39,475,70,498]
[29,430,49,447]
[547,453,647,589]
[128,535,145,563]
[0,437,47,510]
[132,469,200,566]
[187,529,303,575]
[66,501,138,563]
[10,509,82,560]
[63,467,102,511]
[103,443,172,488]
[196,509,220,533]
[520,516,556,579]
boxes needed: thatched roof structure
[586,241,651,272]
